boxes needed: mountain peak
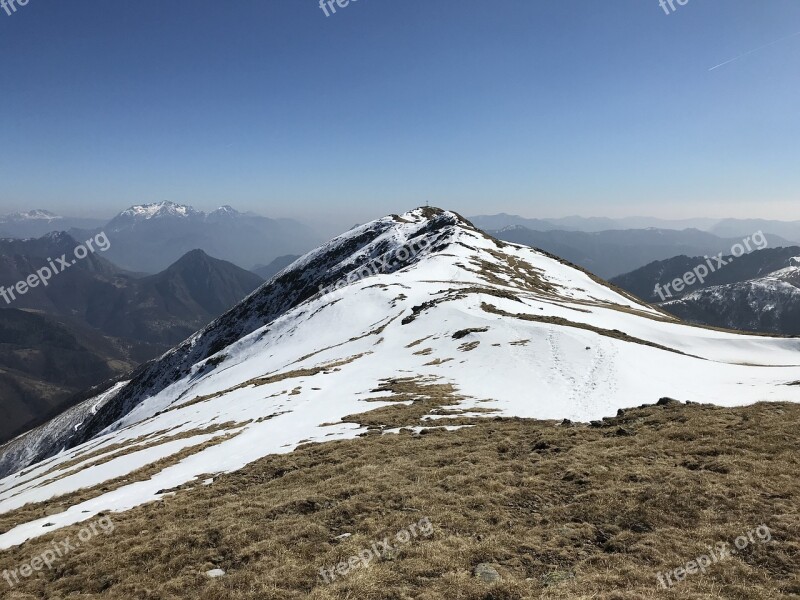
[170,248,212,265]
[205,205,242,222]
[403,206,473,226]
[211,205,239,215]
[0,209,61,222]
[116,201,200,221]
[40,230,77,243]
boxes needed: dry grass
[0,401,798,599]
[0,426,245,536]
[342,376,468,429]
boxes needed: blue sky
[1,0,799,231]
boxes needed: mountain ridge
[2,207,800,550]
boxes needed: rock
[657,397,681,406]
[615,427,632,437]
[205,569,226,578]
[474,563,501,583]
[452,327,489,339]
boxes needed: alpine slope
[2,207,800,549]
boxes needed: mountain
[0,239,263,443]
[610,247,800,335]
[0,234,263,350]
[94,201,322,273]
[2,207,800,553]
[0,308,135,444]
[710,218,800,244]
[661,268,800,335]
[468,213,561,231]
[485,226,791,278]
[470,213,721,233]
[251,254,300,280]
[101,249,265,346]
[0,210,106,239]
[0,231,125,314]
[610,246,800,303]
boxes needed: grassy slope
[0,401,799,599]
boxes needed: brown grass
[0,426,245,536]
[0,401,798,599]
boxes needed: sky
[1,0,799,233]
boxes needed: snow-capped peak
[211,205,239,216]
[117,201,200,220]
[0,209,61,222]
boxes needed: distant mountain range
[471,214,800,244]
[483,225,792,279]
[95,202,322,273]
[0,233,264,444]
[611,247,800,335]
[1,232,264,350]
[0,210,106,239]
[7,207,800,277]
[709,219,800,244]
[0,203,322,274]
[470,214,723,234]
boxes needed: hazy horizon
[3,201,799,242]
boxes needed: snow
[118,201,198,220]
[0,209,62,222]
[115,202,243,224]
[2,208,800,550]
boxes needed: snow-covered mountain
[2,207,800,550]
[107,201,296,231]
[612,247,800,335]
[97,201,322,273]
[108,202,204,227]
[663,262,800,335]
[0,209,62,222]
[0,210,105,239]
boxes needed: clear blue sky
[1,0,799,231]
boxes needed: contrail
[709,30,800,71]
